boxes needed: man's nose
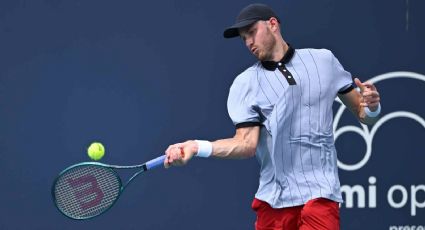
[245,37,253,48]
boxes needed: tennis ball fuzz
[87,142,105,161]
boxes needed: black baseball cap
[223,3,280,38]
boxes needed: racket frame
[52,155,165,220]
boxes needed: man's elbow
[245,145,257,158]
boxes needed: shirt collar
[261,44,295,71]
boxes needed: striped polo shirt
[227,46,353,208]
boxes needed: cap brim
[223,19,259,38]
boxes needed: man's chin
[256,54,266,61]
[256,53,271,61]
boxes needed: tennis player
[164,3,381,229]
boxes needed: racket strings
[54,165,121,219]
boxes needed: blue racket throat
[52,155,166,220]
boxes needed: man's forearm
[211,137,257,159]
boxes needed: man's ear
[268,17,280,32]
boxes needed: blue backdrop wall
[1,0,424,229]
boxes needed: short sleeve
[331,52,354,94]
[227,75,261,127]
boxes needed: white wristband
[195,140,212,158]
[364,103,381,118]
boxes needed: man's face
[239,20,276,61]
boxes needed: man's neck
[271,40,288,62]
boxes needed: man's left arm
[338,78,381,125]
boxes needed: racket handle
[145,155,166,170]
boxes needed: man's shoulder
[295,47,334,57]
[243,61,263,74]
[233,62,262,83]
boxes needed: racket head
[52,162,122,220]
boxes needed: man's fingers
[164,143,188,168]
[164,155,171,168]
[354,78,365,92]
[362,92,380,100]
[354,78,381,112]
[368,101,380,107]
[362,81,377,91]
[172,149,181,161]
[363,91,379,96]
[165,144,178,168]
[164,161,171,168]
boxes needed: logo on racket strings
[67,175,105,210]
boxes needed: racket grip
[145,155,166,170]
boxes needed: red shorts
[252,198,340,230]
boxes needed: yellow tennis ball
[87,142,105,161]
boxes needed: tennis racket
[51,155,166,220]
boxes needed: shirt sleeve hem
[235,122,262,128]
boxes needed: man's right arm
[164,125,260,168]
